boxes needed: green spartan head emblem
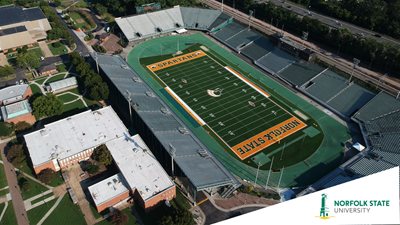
[320,194,328,218]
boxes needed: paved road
[203,0,400,95]
[0,142,29,225]
[254,0,400,46]
[50,6,90,56]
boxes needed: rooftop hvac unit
[146,91,155,97]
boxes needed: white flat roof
[106,134,174,201]
[88,173,129,207]
[24,106,128,167]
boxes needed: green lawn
[0,163,7,188]
[18,175,49,200]
[68,87,81,95]
[57,93,79,103]
[0,202,17,225]
[27,48,44,58]
[28,198,57,225]
[31,192,54,205]
[45,74,66,84]
[62,99,87,113]
[42,195,86,225]
[33,77,48,85]
[29,83,43,95]
[56,63,70,73]
[69,11,93,30]
[46,172,64,187]
[48,42,68,56]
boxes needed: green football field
[145,48,307,161]
[129,33,350,188]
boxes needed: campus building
[89,134,175,212]
[24,106,128,174]
[0,84,35,124]
[0,5,51,52]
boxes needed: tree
[14,121,32,132]
[110,209,128,225]
[18,176,30,191]
[88,82,109,101]
[37,168,57,184]
[86,163,99,174]
[32,94,63,118]
[7,144,25,167]
[16,51,40,68]
[0,65,15,78]
[91,144,113,166]
[0,122,13,137]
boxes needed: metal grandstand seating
[165,7,184,27]
[348,157,394,177]
[213,21,247,41]
[353,91,400,123]
[180,7,222,30]
[327,83,376,117]
[255,48,296,74]
[303,69,348,102]
[278,62,326,86]
[147,10,180,32]
[208,13,231,30]
[241,37,274,61]
[225,29,261,51]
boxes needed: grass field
[62,99,87,113]
[42,195,86,225]
[45,73,66,84]
[143,48,307,161]
[0,202,17,225]
[129,33,350,187]
[48,42,68,56]
[28,198,56,224]
[29,83,43,95]
[0,163,7,188]
[19,175,48,200]
[57,92,79,102]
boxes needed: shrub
[37,168,57,184]
[14,121,32,132]
[0,122,14,137]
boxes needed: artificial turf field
[129,33,350,188]
[146,49,307,160]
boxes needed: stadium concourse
[112,6,399,194]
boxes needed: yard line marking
[165,87,206,126]
[225,66,270,98]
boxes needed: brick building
[0,5,51,52]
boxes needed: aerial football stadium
[97,6,357,194]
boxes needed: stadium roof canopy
[94,53,238,191]
[24,106,128,167]
[106,134,174,201]
[0,84,29,105]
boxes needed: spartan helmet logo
[207,88,223,97]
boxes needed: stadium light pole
[349,58,360,82]
[248,10,254,29]
[280,142,286,161]
[169,144,176,176]
[397,91,400,99]
[125,90,132,126]
[221,0,224,12]
[254,162,261,186]
[265,157,274,190]
[277,166,285,189]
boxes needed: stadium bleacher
[303,69,349,102]
[180,7,222,30]
[225,29,261,51]
[353,91,400,122]
[255,48,297,74]
[278,62,326,87]
[240,36,274,61]
[327,83,376,117]
[208,13,231,30]
[347,157,395,177]
[212,20,247,41]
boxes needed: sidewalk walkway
[0,142,29,225]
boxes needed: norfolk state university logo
[320,194,331,219]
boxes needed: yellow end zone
[147,50,207,72]
[231,117,307,160]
